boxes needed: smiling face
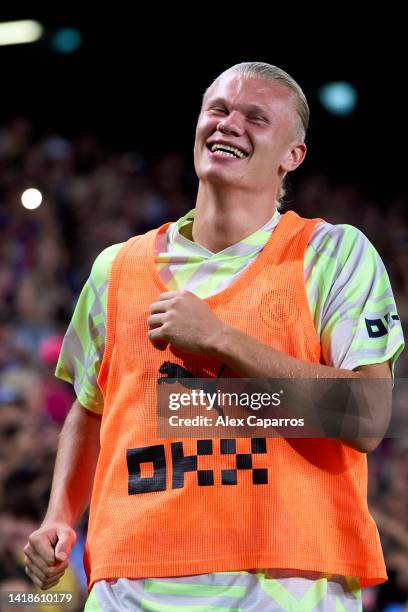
[194,72,306,195]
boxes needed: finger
[23,546,48,572]
[24,548,68,574]
[26,565,64,589]
[148,328,166,342]
[40,578,61,591]
[148,329,168,351]
[44,568,66,582]
[25,558,66,583]
[149,301,169,314]
[147,314,166,329]
[54,528,76,562]
[25,564,50,585]
[27,535,57,566]
[40,580,61,591]
[158,291,180,301]
[25,566,44,588]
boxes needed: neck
[192,181,277,252]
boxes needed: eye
[248,115,268,123]
[209,106,228,115]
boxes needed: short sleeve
[55,243,124,413]
[305,223,404,374]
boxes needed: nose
[217,111,244,137]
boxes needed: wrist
[205,324,237,360]
[42,507,74,528]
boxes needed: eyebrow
[205,97,269,118]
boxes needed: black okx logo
[126,438,269,494]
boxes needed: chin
[198,165,245,187]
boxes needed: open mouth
[207,142,249,159]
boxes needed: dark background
[0,11,405,199]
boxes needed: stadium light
[0,20,43,46]
[51,28,82,54]
[21,188,43,210]
[318,81,358,116]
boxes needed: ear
[280,142,307,174]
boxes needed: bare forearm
[207,326,392,452]
[146,292,392,452]
[43,400,101,527]
[208,326,358,379]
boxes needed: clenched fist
[24,523,76,590]
[148,290,227,354]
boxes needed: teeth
[213,150,236,158]
[210,143,246,158]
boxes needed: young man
[24,62,404,610]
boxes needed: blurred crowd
[0,116,407,610]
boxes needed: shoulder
[310,221,370,251]
[309,221,380,267]
[89,243,126,288]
